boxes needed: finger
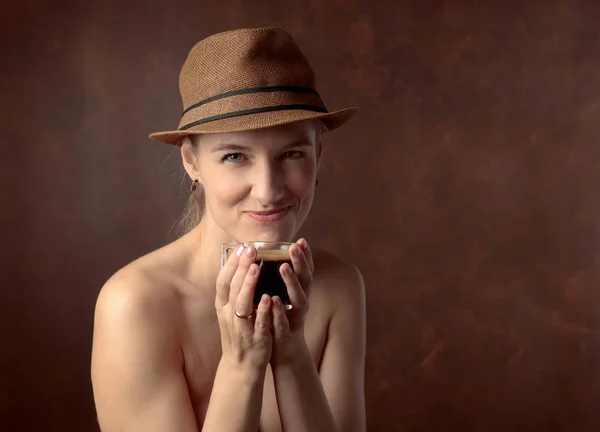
[229,246,257,304]
[253,294,273,341]
[235,263,260,317]
[271,296,290,339]
[297,238,314,273]
[280,262,307,309]
[215,245,245,308]
[289,243,312,291]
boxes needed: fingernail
[273,297,281,306]
[246,247,255,258]
[300,239,308,250]
[292,246,300,256]
[236,246,244,256]
[248,265,256,276]
[261,295,269,305]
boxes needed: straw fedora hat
[149,27,358,145]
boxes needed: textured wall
[2,0,600,431]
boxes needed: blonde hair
[172,135,204,237]
[173,119,326,237]
[173,187,204,237]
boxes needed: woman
[91,27,366,432]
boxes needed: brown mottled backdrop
[2,0,600,431]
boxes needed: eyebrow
[210,140,313,153]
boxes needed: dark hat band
[179,104,328,130]
[178,85,328,130]
[182,85,321,116]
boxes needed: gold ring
[235,310,254,319]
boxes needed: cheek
[220,180,246,201]
[287,172,315,225]
[286,167,315,199]
[206,173,248,207]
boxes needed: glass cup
[221,241,294,310]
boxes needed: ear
[312,119,326,172]
[315,135,324,171]
[180,136,202,183]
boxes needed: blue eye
[221,153,245,163]
[282,150,306,159]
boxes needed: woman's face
[190,120,322,243]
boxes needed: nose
[249,161,285,207]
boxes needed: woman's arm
[91,275,199,432]
[269,242,367,432]
[203,353,267,431]
[92,252,274,432]
[205,244,276,431]
[271,334,337,432]
[313,264,366,431]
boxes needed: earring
[191,179,199,192]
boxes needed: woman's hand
[271,238,314,366]
[215,245,273,370]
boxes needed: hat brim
[148,106,358,146]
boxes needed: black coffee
[253,249,292,309]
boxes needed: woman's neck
[182,214,235,295]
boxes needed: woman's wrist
[271,333,311,369]
[205,355,267,432]
[219,354,268,383]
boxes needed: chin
[235,223,297,244]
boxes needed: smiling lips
[244,206,291,223]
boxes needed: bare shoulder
[95,246,181,323]
[91,243,197,431]
[94,270,175,330]
[311,248,365,305]
[92,242,188,356]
